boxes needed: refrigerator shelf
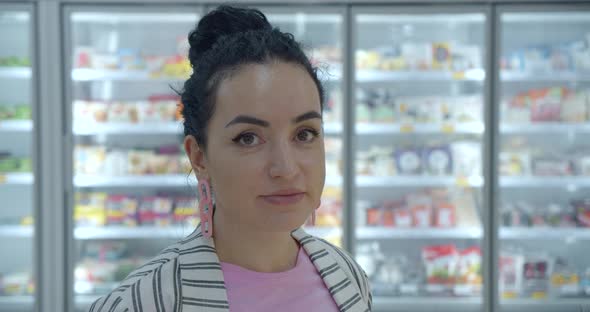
[501,70,590,82]
[356,68,485,83]
[356,122,484,135]
[71,12,198,24]
[73,174,342,188]
[500,228,590,240]
[356,175,484,188]
[0,173,34,185]
[357,227,482,240]
[0,120,33,132]
[501,123,590,134]
[71,68,187,82]
[0,225,33,238]
[72,122,342,136]
[0,67,31,79]
[373,296,481,311]
[74,226,342,240]
[500,176,590,188]
[500,298,590,312]
[0,296,34,310]
[73,122,183,135]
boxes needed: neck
[211,207,300,273]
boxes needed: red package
[366,207,381,226]
[434,202,456,228]
[408,193,433,227]
[393,206,412,227]
[422,244,459,286]
[382,209,395,227]
[529,87,565,122]
[572,199,590,227]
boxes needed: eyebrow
[225,110,322,128]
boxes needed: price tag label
[456,176,470,187]
[441,123,455,133]
[0,175,6,184]
[400,124,414,133]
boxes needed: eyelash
[232,128,321,146]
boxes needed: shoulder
[88,242,185,312]
[313,236,373,308]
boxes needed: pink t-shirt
[220,247,340,312]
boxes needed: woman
[90,5,372,312]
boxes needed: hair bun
[188,5,272,65]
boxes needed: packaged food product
[550,257,580,297]
[499,250,525,299]
[91,53,119,70]
[392,204,412,228]
[402,43,432,70]
[395,147,422,175]
[434,201,456,228]
[582,267,590,296]
[74,192,107,226]
[127,150,153,175]
[577,155,590,176]
[423,144,453,175]
[13,105,31,120]
[0,154,18,172]
[407,193,433,227]
[373,256,404,296]
[522,254,552,299]
[118,48,144,70]
[572,198,590,227]
[452,96,482,123]
[454,247,482,296]
[1,272,34,295]
[366,206,381,226]
[422,244,459,294]
[139,196,173,227]
[103,149,128,176]
[74,47,93,68]
[74,146,106,175]
[173,197,199,227]
[532,156,573,176]
[451,141,481,177]
[529,87,564,122]
[500,151,531,176]
[136,101,161,123]
[105,195,138,227]
[107,102,131,123]
[451,44,482,71]
[432,42,452,70]
[561,90,588,123]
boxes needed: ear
[183,135,209,180]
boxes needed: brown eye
[232,132,262,146]
[296,129,320,143]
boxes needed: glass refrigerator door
[264,6,345,247]
[64,7,201,311]
[0,7,35,312]
[497,8,590,312]
[353,8,487,312]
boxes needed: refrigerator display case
[351,8,488,312]
[0,5,36,312]
[62,7,202,310]
[496,7,590,312]
[264,6,346,247]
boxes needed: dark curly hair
[179,5,326,151]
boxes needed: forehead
[213,61,321,121]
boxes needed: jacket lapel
[291,228,369,312]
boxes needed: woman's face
[188,61,325,233]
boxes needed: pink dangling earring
[198,179,214,238]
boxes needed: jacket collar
[178,224,367,312]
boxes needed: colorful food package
[454,247,483,296]
[91,53,118,70]
[395,147,423,175]
[500,150,531,176]
[407,193,433,227]
[74,145,106,175]
[432,42,452,70]
[393,204,412,228]
[422,244,459,294]
[550,257,580,297]
[522,254,553,299]
[451,141,481,177]
[138,196,173,227]
[105,195,138,227]
[499,250,525,299]
[74,46,93,68]
[423,144,453,175]
[373,147,395,176]
[572,198,590,227]
[503,96,531,124]
[452,96,483,123]
[452,188,482,228]
[402,43,432,70]
[434,201,456,228]
[173,197,199,227]
[1,272,34,295]
[73,100,108,124]
[527,87,564,122]
[74,192,107,226]
[118,48,144,70]
[127,150,153,175]
[136,101,162,123]
[451,43,482,71]
[107,102,132,123]
[366,205,381,227]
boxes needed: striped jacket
[88,224,372,312]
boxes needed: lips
[261,189,305,205]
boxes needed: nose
[268,141,299,180]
